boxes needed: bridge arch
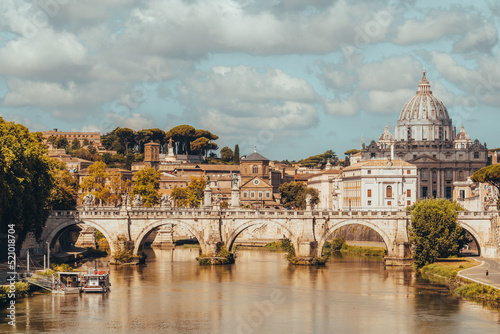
[318,220,394,257]
[42,219,117,255]
[133,220,204,256]
[457,221,484,256]
[225,219,298,252]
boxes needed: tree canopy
[47,159,78,210]
[220,146,234,162]
[131,168,161,207]
[408,199,468,268]
[299,150,338,168]
[79,161,110,205]
[171,176,207,208]
[0,117,53,254]
[278,181,319,210]
[471,164,500,206]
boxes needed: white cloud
[179,65,320,138]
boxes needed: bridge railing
[65,207,497,220]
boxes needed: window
[445,187,452,199]
[252,165,259,174]
[460,190,465,199]
[433,171,436,179]
[446,170,451,178]
[243,191,248,198]
[406,189,411,197]
[386,186,392,198]
[407,170,411,174]
[407,201,411,206]
[266,191,271,198]
[250,191,255,198]
[367,170,371,174]
[474,152,479,159]
[371,153,376,158]
[422,186,428,198]
[367,200,371,206]
[367,189,372,197]
[258,191,263,198]
[388,201,392,206]
[422,170,427,178]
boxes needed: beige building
[43,129,101,146]
[306,166,343,210]
[342,159,418,211]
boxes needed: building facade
[360,71,488,199]
[342,159,418,211]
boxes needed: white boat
[81,269,111,293]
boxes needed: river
[2,248,500,333]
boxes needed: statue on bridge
[83,193,95,206]
[132,195,143,207]
[161,194,172,208]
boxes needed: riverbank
[420,258,500,308]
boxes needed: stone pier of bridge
[21,207,500,265]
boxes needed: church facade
[360,71,488,200]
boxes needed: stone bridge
[23,207,500,265]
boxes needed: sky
[1,0,499,161]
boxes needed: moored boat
[52,272,81,294]
[81,269,111,293]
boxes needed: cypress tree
[234,144,240,164]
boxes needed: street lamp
[46,242,50,271]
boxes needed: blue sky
[1,0,499,160]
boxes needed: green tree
[76,148,93,161]
[299,150,338,168]
[0,118,53,255]
[220,146,233,162]
[408,199,468,268]
[171,176,207,208]
[471,164,500,206]
[70,138,80,151]
[131,168,161,207]
[54,136,69,149]
[166,125,196,154]
[234,144,240,164]
[79,161,110,205]
[108,172,131,206]
[278,181,319,210]
[135,128,167,153]
[47,159,78,210]
[191,137,218,157]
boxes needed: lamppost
[46,242,50,271]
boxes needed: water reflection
[1,248,499,333]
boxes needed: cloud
[179,65,320,138]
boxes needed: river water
[2,248,500,333]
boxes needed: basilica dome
[398,71,449,122]
[394,71,455,142]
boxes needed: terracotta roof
[199,165,240,171]
[344,159,415,170]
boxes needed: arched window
[252,165,259,174]
[386,186,392,198]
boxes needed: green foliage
[454,283,500,306]
[322,237,346,256]
[79,161,109,205]
[171,176,207,208]
[112,239,132,264]
[234,144,240,164]
[85,247,108,258]
[197,243,235,265]
[54,136,69,149]
[131,167,161,207]
[264,241,284,251]
[47,159,78,210]
[191,137,218,157]
[220,146,234,162]
[299,150,338,168]
[280,238,296,262]
[408,199,468,268]
[0,282,33,304]
[0,118,53,255]
[70,138,80,150]
[344,149,360,156]
[471,164,500,206]
[278,181,319,209]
